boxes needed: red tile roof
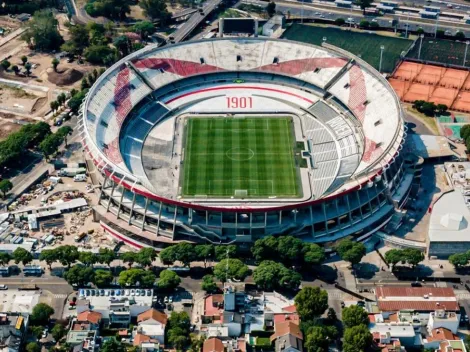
[137,308,167,325]
[377,301,459,312]
[283,305,297,313]
[428,328,460,342]
[273,313,300,324]
[133,333,152,346]
[77,311,102,324]
[203,337,224,352]
[376,287,455,298]
[270,321,303,342]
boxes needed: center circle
[226,147,255,161]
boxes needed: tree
[167,312,191,350]
[50,100,59,112]
[195,244,214,268]
[79,252,98,267]
[277,236,304,266]
[455,31,465,40]
[118,268,156,288]
[201,274,218,293]
[21,56,28,66]
[84,45,116,65]
[12,247,33,266]
[359,20,369,28]
[68,90,87,114]
[139,0,170,22]
[39,249,58,270]
[449,253,469,268]
[384,249,402,269]
[417,27,425,35]
[159,246,176,266]
[39,133,61,160]
[61,24,89,56]
[56,245,79,268]
[335,18,345,26]
[57,125,72,147]
[136,247,157,267]
[21,10,64,51]
[113,35,132,57]
[342,305,369,328]
[343,325,373,352]
[31,303,55,325]
[11,65,19,75]
[294,287,328,321]
[121,252,137,268]
[64,266,94,287]
[57,93,67,106]
[1,60,10,71]
[0,252,11,266]
[26,342,41,352]
[52,58,59,72]
[51,323,67,342]
[326,307,337,323]
[436,29,445,38]
[0,179,13,199]
[402,248,424,267]
[98,248,115,267]
[266,1,276,16]
[173,242,196,267]
[214,245,237,261]
[436,104,448,115]
[94,269,114,287]
[24,62,32,76]
[101,338,126,352]
[30,325,44,339]
[253,260,301,291]
[213,259,250,283]
[305,326,329,352]
[358,0,373,14]
[336,240,366,267]
[157,269,181,290]
[132,21,156,39]
[86,0,133,20]
[460,124,470,140]
[303,243,326,266]
[252,236,278,263]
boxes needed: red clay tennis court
[389,61,470,112]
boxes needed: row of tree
[39,125,73,160]
[413,100,448,117]
[384,248,425,269]
[0,121,51,169]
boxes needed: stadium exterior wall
[89,151,418,246]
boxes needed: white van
[73,174,87,182]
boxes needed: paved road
[172,0,223,42]
[246,0,470,36]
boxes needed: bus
[23,265,43,276]
[0,267,10,276]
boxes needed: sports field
[282,24,412,73]
[406,37,470,67]
[182,117,301,198]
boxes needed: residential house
[66,321,98,352]
[422,327,461,350]
[0,313,29,352]
[76,311,102,329]
[373,332,406,352]
[369,323,419,348]
[270,321,303,352]
[134,308,167,344]
[427,310,460,334]
[203,337,224,352]
[374,287,460,325]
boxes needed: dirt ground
[0,120,22,140]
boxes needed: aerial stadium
[80,38,418,249]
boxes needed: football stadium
[80,38,417,249]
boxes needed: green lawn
[182,117,301,198]
[282,24,412,73]
[406,37,470,66]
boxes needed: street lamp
[349,6,353,30]
[301,0,304,24]
[434,16,439,38]
[464,41,470,67]
[322,36,327,44]
[379,45,385,73]
[418,34,424,60]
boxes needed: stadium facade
[80,38,419,249]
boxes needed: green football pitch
[181,117,301,198]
